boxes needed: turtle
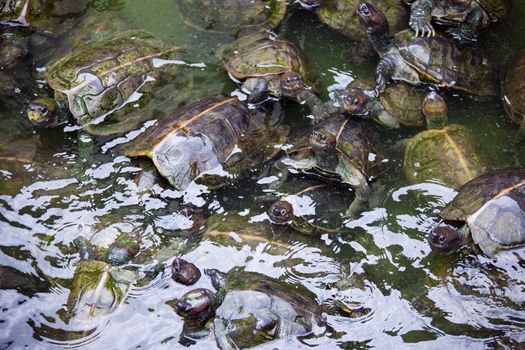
[271,114,387,218]
[174,268,325,348]
[427,169,525,257]
[64,259,137,321]
[501,49,525,131]
[26,30,185,133]
[222,32,327,120]
[299,0,409,53]
[174,0,287,35]
[0,25,29,69]
[405,0,506,43]
[340,80,427,128]
[172,258,201,286]
[267,177,355,235]
[73,231,141,267]
[123,95,289,191]
[403,92,487,189]
[356,2,497,97]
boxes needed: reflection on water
[0,0,524,348]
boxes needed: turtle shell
[124,95,288,190]
[316,115,387,180]
[476,0,506,21]
[502,49,525,127]
[274,178,354,234]
[404,124,487,189]
[175,0,286,35]
[214,269,323,349]
[224,33,315,86]
[318,0,408,45]
[440,169,525,256]
[380,83,426,127]
[45,31,181,126]
[394,30,497,97]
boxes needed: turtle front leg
[409,0,436,37]
[446,6,485,43]
[293,89,331,124]
[242,77,270,104]
[374,56,396,96]
[337,158,371,219]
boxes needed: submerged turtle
[301,0,408,52]
[356,2,497,97]
[174,268,325,348]
[428,169,525,257]
[341,80,427,128]
[405,0,506,43]
[223,33,326,119]
[26,30,185,133]
[501,49,525,130]
[403,92,486,189]
[272,115,387,217]
[0,25,29,68]
[124,95,289,191]
[175,0,287,35]
[267,178,354,235]
[65,260,137,321]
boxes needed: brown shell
[395,30,497,97]
[502,49,525,127]
[124,95,287,190]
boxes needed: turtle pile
[0,0,524,348]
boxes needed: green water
[0,0,524,348]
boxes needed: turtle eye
[438,235,447,243]
[39,106,49,116]
[280,209,287,216]
[320,134,327,141]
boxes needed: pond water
[0,0,524,348]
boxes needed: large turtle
[405,0,506,43]
[271,114,387,217]
[403,92,487,189]
[174,268,325,349]
[26,30,185,133]
[501,49,525,130]
[174,0,287,35]
[341,80,427,128]
[427,169,525,257]
[267,177,354,235]
[123,95,289,191]
[223,33,326,119]
[356,2,497,97]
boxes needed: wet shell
[395,30,497,97]
[124,95,288,190]
[440,169,525,256]
[502,49,525,127]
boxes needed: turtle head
[342,88,370,116]
[27,97,61,128]
[356,2,388,35]
[310,129,336,155]
[427,221,470,254]
[175,288,217,324]
[281,72,306,98]
[268,200,294,224]
[422,92,448,129]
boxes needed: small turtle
[222,33,326,119]
[428,169,525,257]
[405,0,506,43]
[26,30,185,133]
[174,268,325,348]
[403,92,487,189]
[271,114,387,218]
[267,178,354,235]
[356,2,497,97]
[341,80,427,128]
[174,0,287,35]
[124,95,289,191]
[501,49,525,131]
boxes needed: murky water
[1,0,524,349]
